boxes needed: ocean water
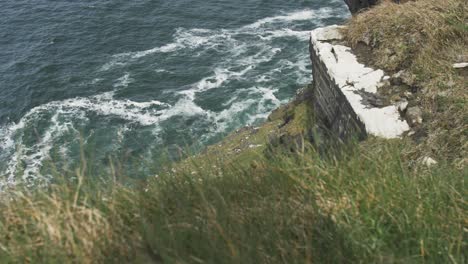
[0,0,349,187]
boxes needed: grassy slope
[345,0,467,167]
[0,0,466,263]
[1,138,465,263]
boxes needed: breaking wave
[0,5,349,187]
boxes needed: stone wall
[309,25,409,140]
[310,37,367,141]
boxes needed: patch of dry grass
[345,0,468,167]
[0,176,140,263]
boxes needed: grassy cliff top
[0,1,466,263]
[345,0,467,167]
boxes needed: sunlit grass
[0,138,465,263]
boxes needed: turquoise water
[0,0,349,186]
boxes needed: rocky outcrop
[344,0,378,14]
[344,0,404,14]
[310,25,409,140]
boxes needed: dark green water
[0,0,349,187]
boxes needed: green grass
[139,139,466,263]
[0,136,465,263]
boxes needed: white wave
[1,3,349,187]
[99,5,341,71]
[195,69,230,93]
[255,87,281,105]
[100,61,127,72]
[294,58,312,84]
[130,43,183,59]
[237,48,279,67]
[91,78,103,85]
[0,125,16,153]
[246,87,283,125]
[100,28,230,71]
[2,84,286,186]
[114,73,133,88]
[1,110,78,187]
[162,85,283,141]
[179,65,255,101]
[0,92,181,183]
[255,75,271,83]
[56,92,171,126]
[245,8,335,29]
[209,99,258,133]
[201,85,283,138]
[158,97,207,121]
[259,29,311,41]
[19,113,70,182]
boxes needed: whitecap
[99,3,349,73]
[131,43,183,59]
[0,91,178,184]
[245,8,334,29]
[259,29,311,41]
[179,65,255,100]
[113,73,134,88]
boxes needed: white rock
[397,100,409,112]
[453,62,468,69]
[313,25,345,41]
[377,79,390,88]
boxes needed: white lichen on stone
[310,25,410,138]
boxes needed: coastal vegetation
[345,0,467,167]
[0,0,466,263]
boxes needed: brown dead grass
[0,179,139,263]
[345,0,468,167]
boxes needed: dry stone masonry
[309,25,410,139]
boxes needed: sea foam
[0,3,350,187]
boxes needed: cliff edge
[310,25,409,139]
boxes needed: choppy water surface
[0,0,349,186]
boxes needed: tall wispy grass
[140,139,466,263]
[0,139,465,263]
